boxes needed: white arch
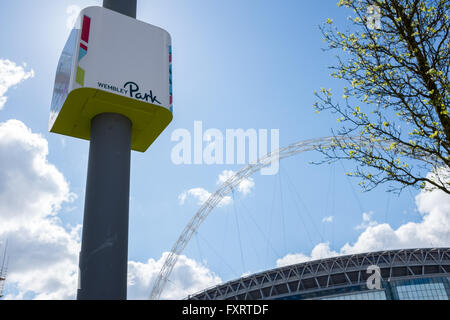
[149,136,367,300]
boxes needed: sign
[49,6,173,152]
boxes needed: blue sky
[0,0,449,300]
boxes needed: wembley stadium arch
[149,136,440,300]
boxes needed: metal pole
[77,0,137,300]
[103,0,137,18]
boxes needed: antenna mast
[0,240,8,299]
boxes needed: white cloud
[128,253,222,300]
[178,192,187,205]
[322,216,334,223]
[0,120,79,299]
[186,188,212,205]
[238,178,255,196]
[0,59,34,109]
[275,253,310,267]
[276,243,338,267]
[340,172,450,254]
[276,175,450,267]
[354,211,378,230]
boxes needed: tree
[314,0,450,194]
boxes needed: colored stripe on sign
[81,16,91,43]
[78,47,88,61]
[76,67,85,86]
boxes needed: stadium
[187,248,450,300]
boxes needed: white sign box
[49,6,173,152]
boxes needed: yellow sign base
[50,88,173,152]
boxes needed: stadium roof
[188,247,450,300]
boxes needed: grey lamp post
[77,0,137,301]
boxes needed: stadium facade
[188,248,450,300]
